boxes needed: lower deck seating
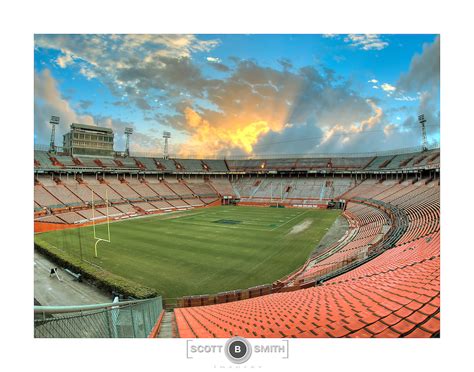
[55,212,86,224]
[44,185,83,206]
[174,181,440,338]
[184,180,218,197]
[233,177,355,200]
[209,178,234,196]
[183,198,204,207]
[35,215,64,224]
[165,179,194,198]
[201,197,219,205]
[150,201,174,210]
[175,230,439,338]
[132,202,159,212]
[114,204,138,214]
[34,185,64,208]
[167,199,191,208]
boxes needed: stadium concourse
[34,146,440,338]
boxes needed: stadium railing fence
[34,297,162,338]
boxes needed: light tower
[163,131,171,159]
[124,127,133,156]
[49,116,60,153]
[418,114,428,151]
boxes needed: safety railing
[34,297,162,338]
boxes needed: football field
[34,206,341,299]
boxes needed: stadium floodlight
[124,127,133,156]
[163,131,171,159]
[418,114,428,151]
[49,116,60,153]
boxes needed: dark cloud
[398,36,440,93]
[278,58,293,70]
[78,100,93,110]
[208,62,231,72]
[397,36,440,147]
[254,120,325,155]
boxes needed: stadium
[33,122,440,338]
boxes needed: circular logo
[224,337,252,364]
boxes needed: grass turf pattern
[34,206,340,299]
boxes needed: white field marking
[169,219,272,232]
[287,219,313,235]
[270,210,310,231]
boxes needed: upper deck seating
[95,157,117,168]
[294,158,331,170]
[54,155,77,167]
[202,160,228,172]
[116,157,139,168]
[135,157,158,170]
[363,155,395,170]
[75,157,101,168]
[156,159,177,170]
[34,151,53,168]
[264,159,298,170]
[225,160,265,172]
[176,159,204,172]
[331,157,373,169]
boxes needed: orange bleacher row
[174,179,440,338]
[34,175,234,224]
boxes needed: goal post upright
[92,188,111,258]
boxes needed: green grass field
[34,206,340,299]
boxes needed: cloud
[344,34,389,51]
[35,69,95,143]
[398,36,440,92]
[79,66,97,80]
[278,58,293,70]
[397,36,440,145]
[394,94,418,102]
[381,83,396,92]
[206,56,221,63]
[208,61,230,72]
[35,34,439,157]
[35,34,221,104]
[78,100,93,110]
[34,68,164,154]
[56,51,74,68]
[169,59,379,156]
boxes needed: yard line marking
[271,210,310,231]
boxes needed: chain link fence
[34,297,162,338]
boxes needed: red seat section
[174,182,440,338]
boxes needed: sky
[34,34,440,158]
